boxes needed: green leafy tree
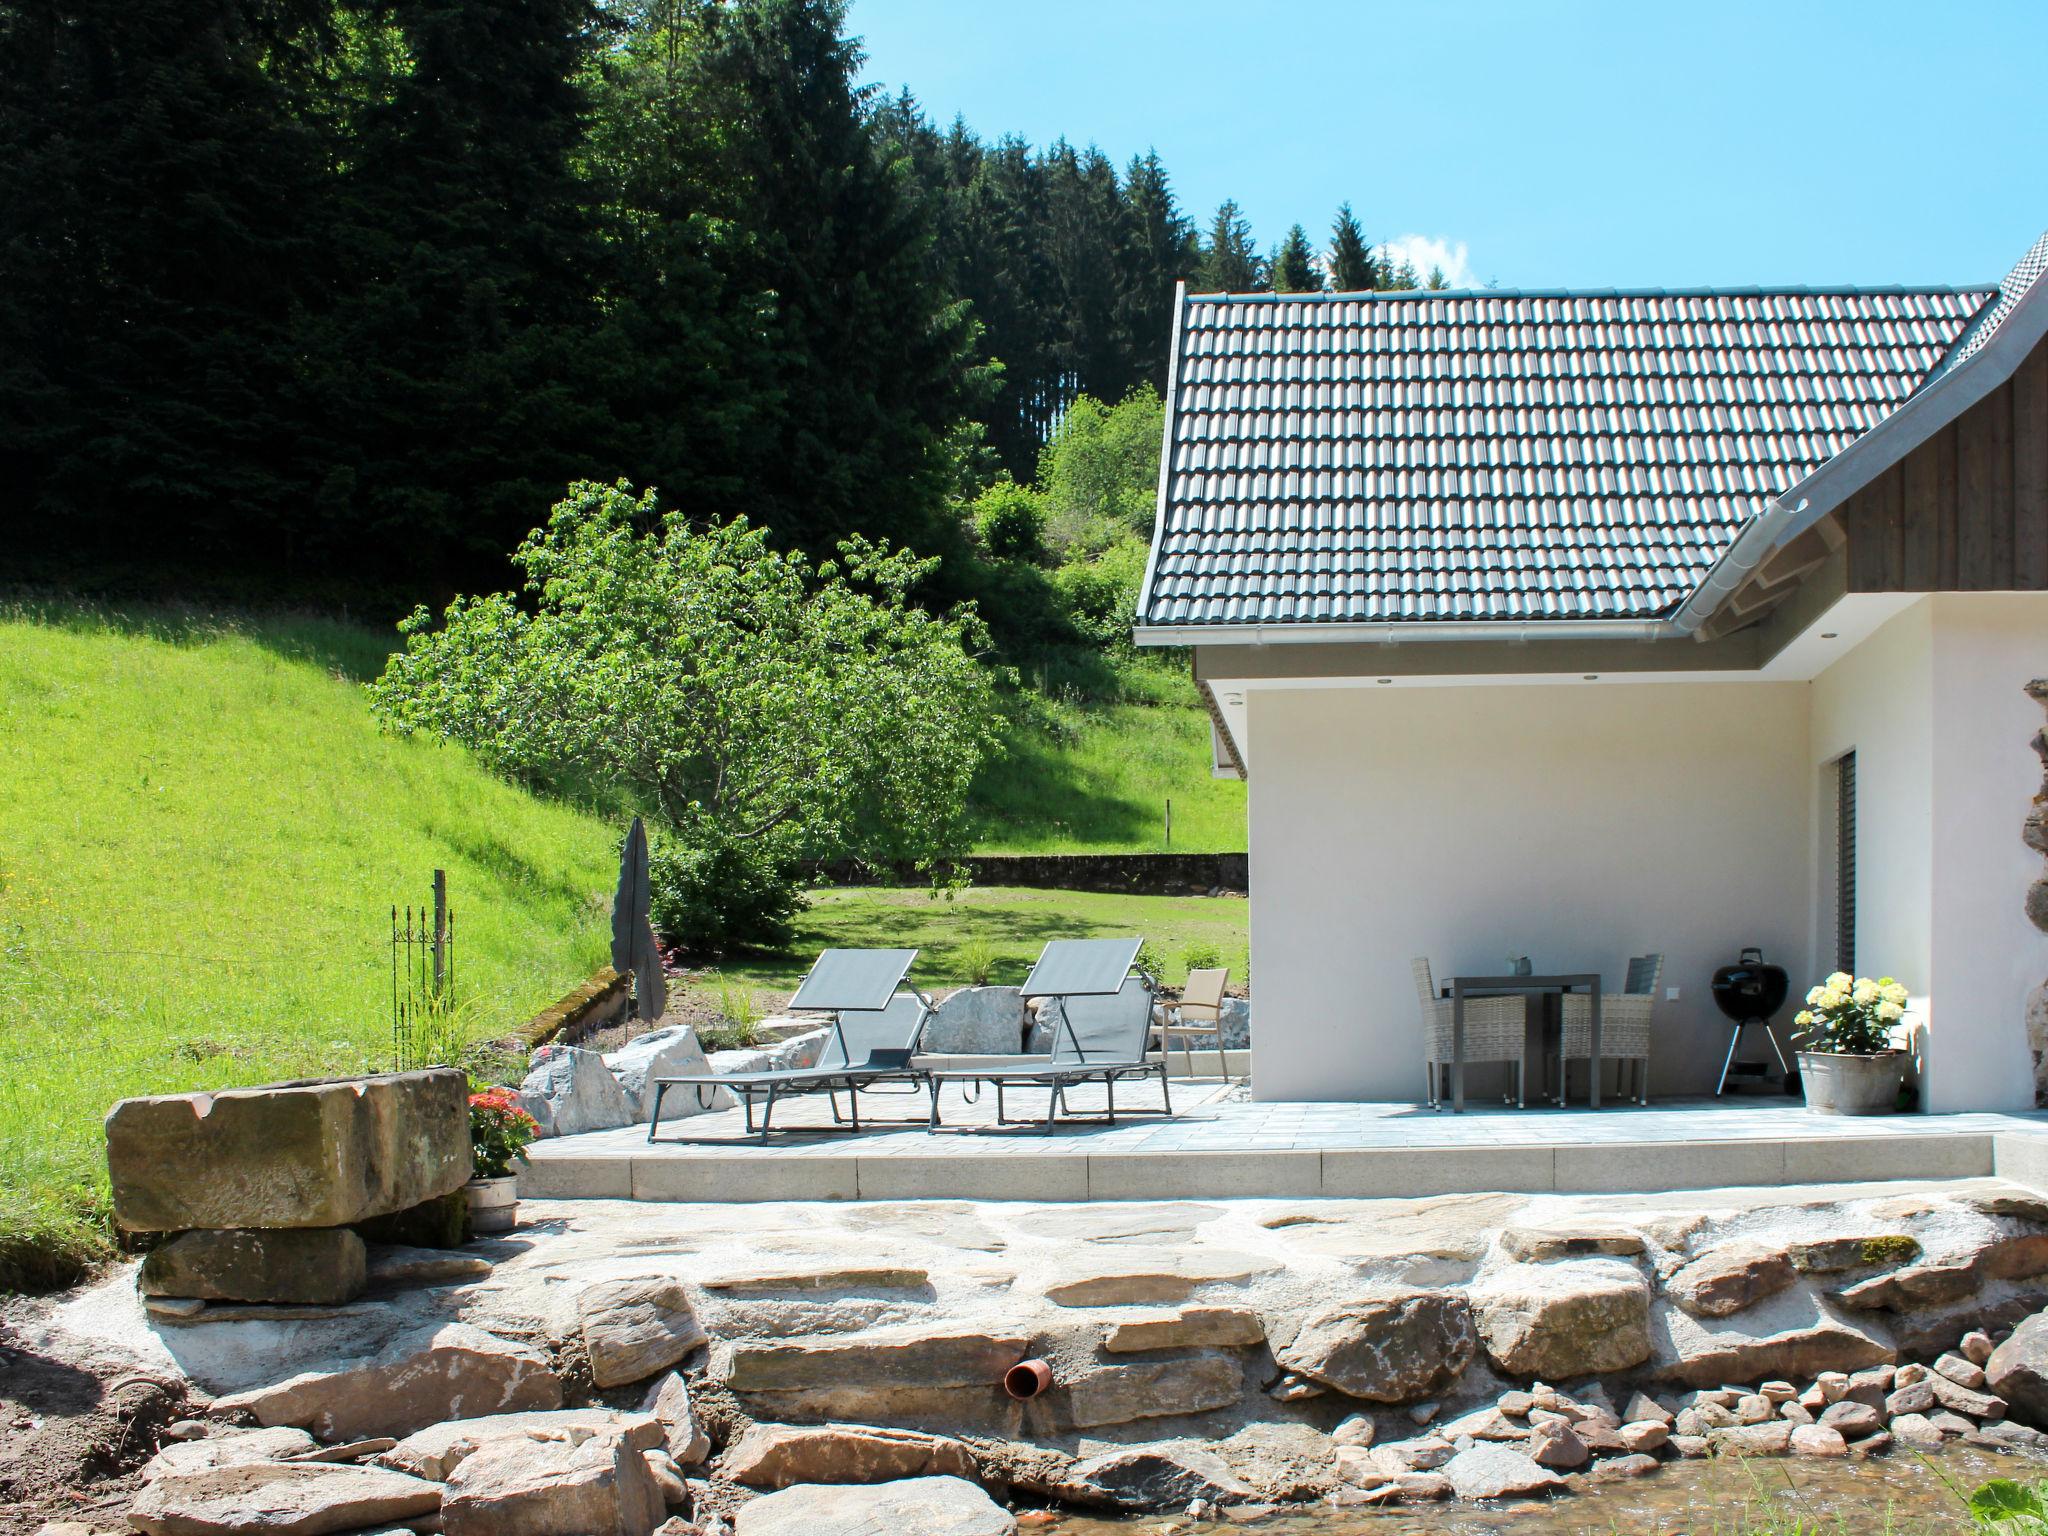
[1037,388,1165,550]
[370,481,1007,948]
[1195,200,1263,293]
[1271,223,1322,293]
[1328,203,1376,291]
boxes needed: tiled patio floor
[520,1075,2048,1204]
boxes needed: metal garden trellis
[391,868,454,1070]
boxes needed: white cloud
[1380,234,1480,289]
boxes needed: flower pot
[464,1175,519,1234]
[1797,1050,1905,1116]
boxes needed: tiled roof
[1140,284,1993,628]
[1922,230,2048,386]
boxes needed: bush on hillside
[972,476,1047,562]
[371,481,1008,950]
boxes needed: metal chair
[1154,967,1231,1079]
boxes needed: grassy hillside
[968,666,1246,855]
[0,605,619,1289]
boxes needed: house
[1133,231,2048,1112]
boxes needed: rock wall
[805,852,1248,896]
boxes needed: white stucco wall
[1810,595,2048,1112]
[1246,681,1813,1102]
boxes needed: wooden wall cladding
[1845,338,2048,593]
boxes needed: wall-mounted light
[1582,674,1599,681]
[1820,632,1839,640]
[1376,678,1393,685]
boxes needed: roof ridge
[1189,283,1998,303]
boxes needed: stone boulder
[641,1372,711,1465]
[763,1029,832,1070]
[1053,1446,1255,1510]
[1649,1286,1892,1389]
[128,1461,443,1536]
[1787,1235,1922,1274]
[578,1276,708,1388]
[720,1423,977,1488]
[1440,1443,1564,1500]
[1275,1291,1476,1402]
[214,1323,563,1441]
[604,1027,729,1121]
[922,988,1027,1055]
[1989,1312,2048,1427]
[439,1427,666,1536]
[141,1427,320,1482]
[377,1410,661,1482]
[1496,1224,1646,1262]
[105,1069,469,1232]
[736,1476,1016,1536]
[138,1228,367,1306]
[1471,1263,1650,1378]
[1666,1241,1798,1317]
[1062,1357,1242,1428]
[519,1048,635,1139]
[1218,996,1250,1049]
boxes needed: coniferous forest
[0,0,1430,620]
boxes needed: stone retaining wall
[805,851,1248,895]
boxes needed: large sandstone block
[105,1069,469,1232]
[1666,1241,1798,1317]
[439,1426,666,1536]
[377,1410,662,1481]
[1989,1313,2048,1427]
[1275,1291,1475,1402]
[214,1322,563,1441]
[578,1276,708,1388]
[1052,1446,1254,1510]
[721,1422,978,1488]
[719,1326,1029,1393]
[139,1228,367,1306]
[1061,1357,1242,1428]
[1649,1286,1893,1389]
[1473,1262,1651,1378]
[736,1476,1016,1536]
[127,1461,443,1536]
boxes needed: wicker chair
[1413,957,1531,1108]
[1560,954,1662,1105]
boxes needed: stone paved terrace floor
[520,1077,2048,1204]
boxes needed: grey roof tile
[1142,283,1998,628]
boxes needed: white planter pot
[465,1175,519,1234]
[1797,1050,1905,1116]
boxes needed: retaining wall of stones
[804,851,1248,895]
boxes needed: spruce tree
[695,0,985,563]
[1329,203,1377,291]
[1271,223,1322,293]
[1196,201,1264,292]
[1117,150,1197,390]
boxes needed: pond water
[1037,1445,2047,1535]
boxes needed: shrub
[649,833,805,957]
[1179,941,1225,977]
[972,477,1047,562]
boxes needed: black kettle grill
[1710,947,1794,1094]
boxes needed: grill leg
[1716,1021,1743,1096]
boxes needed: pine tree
[1328,203,1376,291]
[1271,223,1322,293]
[1196,201,1263,292]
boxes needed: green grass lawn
[0,604,619,1289]
[703,884,1247,1006]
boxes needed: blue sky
[849,0,2048,291]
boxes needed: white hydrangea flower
[1852,980,1879,1006]
[1825,971,1853,991]
[1877,1000,1905,1023]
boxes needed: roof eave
[1134,617,1677,647]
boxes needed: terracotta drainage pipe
[1003,1360,1054,1400]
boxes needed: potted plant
[467,1088,539,1233]
[1792,972,1911,1115]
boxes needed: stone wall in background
[806,851,1248,896]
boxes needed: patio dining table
[1446,973,1603,1114]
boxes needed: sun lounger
[647,948,932,1141]
[923,939,1169,1133]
